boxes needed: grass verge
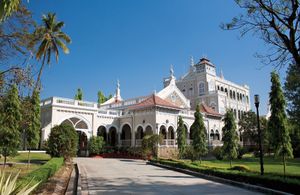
[151,158,300,194]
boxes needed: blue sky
[28,0,287,115]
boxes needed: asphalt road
[75,158,262,195]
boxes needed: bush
[46,124,78,162]
[237,145,247,159]
[181,146,195,160]
[142,134,163,159]
[88,136,105,155]
[18,157,64,189]
[212,146,223,160]
[228,165,251,172]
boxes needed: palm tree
[32,13,71,92]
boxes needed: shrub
[237,145,247,159]
[18,158,63,189]
[88,136,105,155]
[46,124,78,162]
[142,134,163,159]
[212,146,223,160]
[228,165,251,172]
[0,171,39,195]
[181,146,195,160]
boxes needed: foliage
[151,158,300,194]
[31,12,71,91]
[181,145,196,160]
[212,146,224,160]
[284,63,300,157]
[268,71,293,176]
[176,116,187,158]
[74,88,83,100]
[228,165,251,172]
[142,134,162,159]
[46,124,78,162]
[0,84,22,167]
[222,110,239,167]
[237,145,247,159]
[88,136,105,155]
[0,6,34,91]
[190,105,207,162]
[0,170,39,195]
[0,0,20,22]
[222,0,300,68]
[18,157,63,189]
[97,91,106,104]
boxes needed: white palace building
[40,57,251,155]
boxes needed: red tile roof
[200,103,222,117]
[128,95,181,110]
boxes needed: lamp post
[254,94,264,175]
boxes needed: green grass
[196,156,300,177]
[7,152,51,163]
[152,158,300,194]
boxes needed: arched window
[199,82,205,96]
[221,87,224,92]
[210,130,214,140]
[230,90,233,99]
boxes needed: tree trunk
[27,149,31,169]
[283,154,286,178]
[33,55,46,94]
[3,155,7,170]
[230,158,232,168]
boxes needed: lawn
[184,156,300,177]
[1,152,51,176]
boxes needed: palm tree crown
[33,12,71,91]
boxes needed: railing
[187,139,193,145]
[161,139,176,146]
[121,139,131,147]
[210,140,223,146]
[135,139,142,147]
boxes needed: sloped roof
[128,94,181,110]
[200,103,222,117]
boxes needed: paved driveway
[75,158,261,195]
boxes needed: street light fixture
[254,94,264,175]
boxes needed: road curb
[147,161,292,195]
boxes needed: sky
[28,0,288,115]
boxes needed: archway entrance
[108,127,117,146]
[61,117,89,156]
[160,126,167,145]
[135,126,143,146]
[168,126,175,146]
[121,124,131,147]
[97,126,107,142]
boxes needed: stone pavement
[75,158,262,195]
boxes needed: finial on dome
[170,64,174,77]
[220,69,224,79]
[190,56,194,67]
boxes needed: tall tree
[0,84,21,168]
[284,63,300,157]
[32,13,71,92]
[176,116,186,158]
[222,0,300,68]
[190,105,207,163]
[26,90,40,166]
[97,91,106,104]
[268,71,293,176]
[222,110,239,168]
[75,88,83,101]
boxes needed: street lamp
[254,94,264,175]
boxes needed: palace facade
[40,57,250,154]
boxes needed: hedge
[151,159,300,194]
[18,157,64,188]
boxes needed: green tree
[190,105,207,163]
[222,110,239,168]
[106,94,113,101]
[142,134,163,159]
[284,63,300,157]
[176,116,186,158]
[74,88,83,100]
[0,84,21,168]
[46,124,78,163]
[222,0,300,68]
[26,90,41,166]
[268,71,293,176]
[97,91,106,104]
[32,13,71,92]
[88,136,105,155]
